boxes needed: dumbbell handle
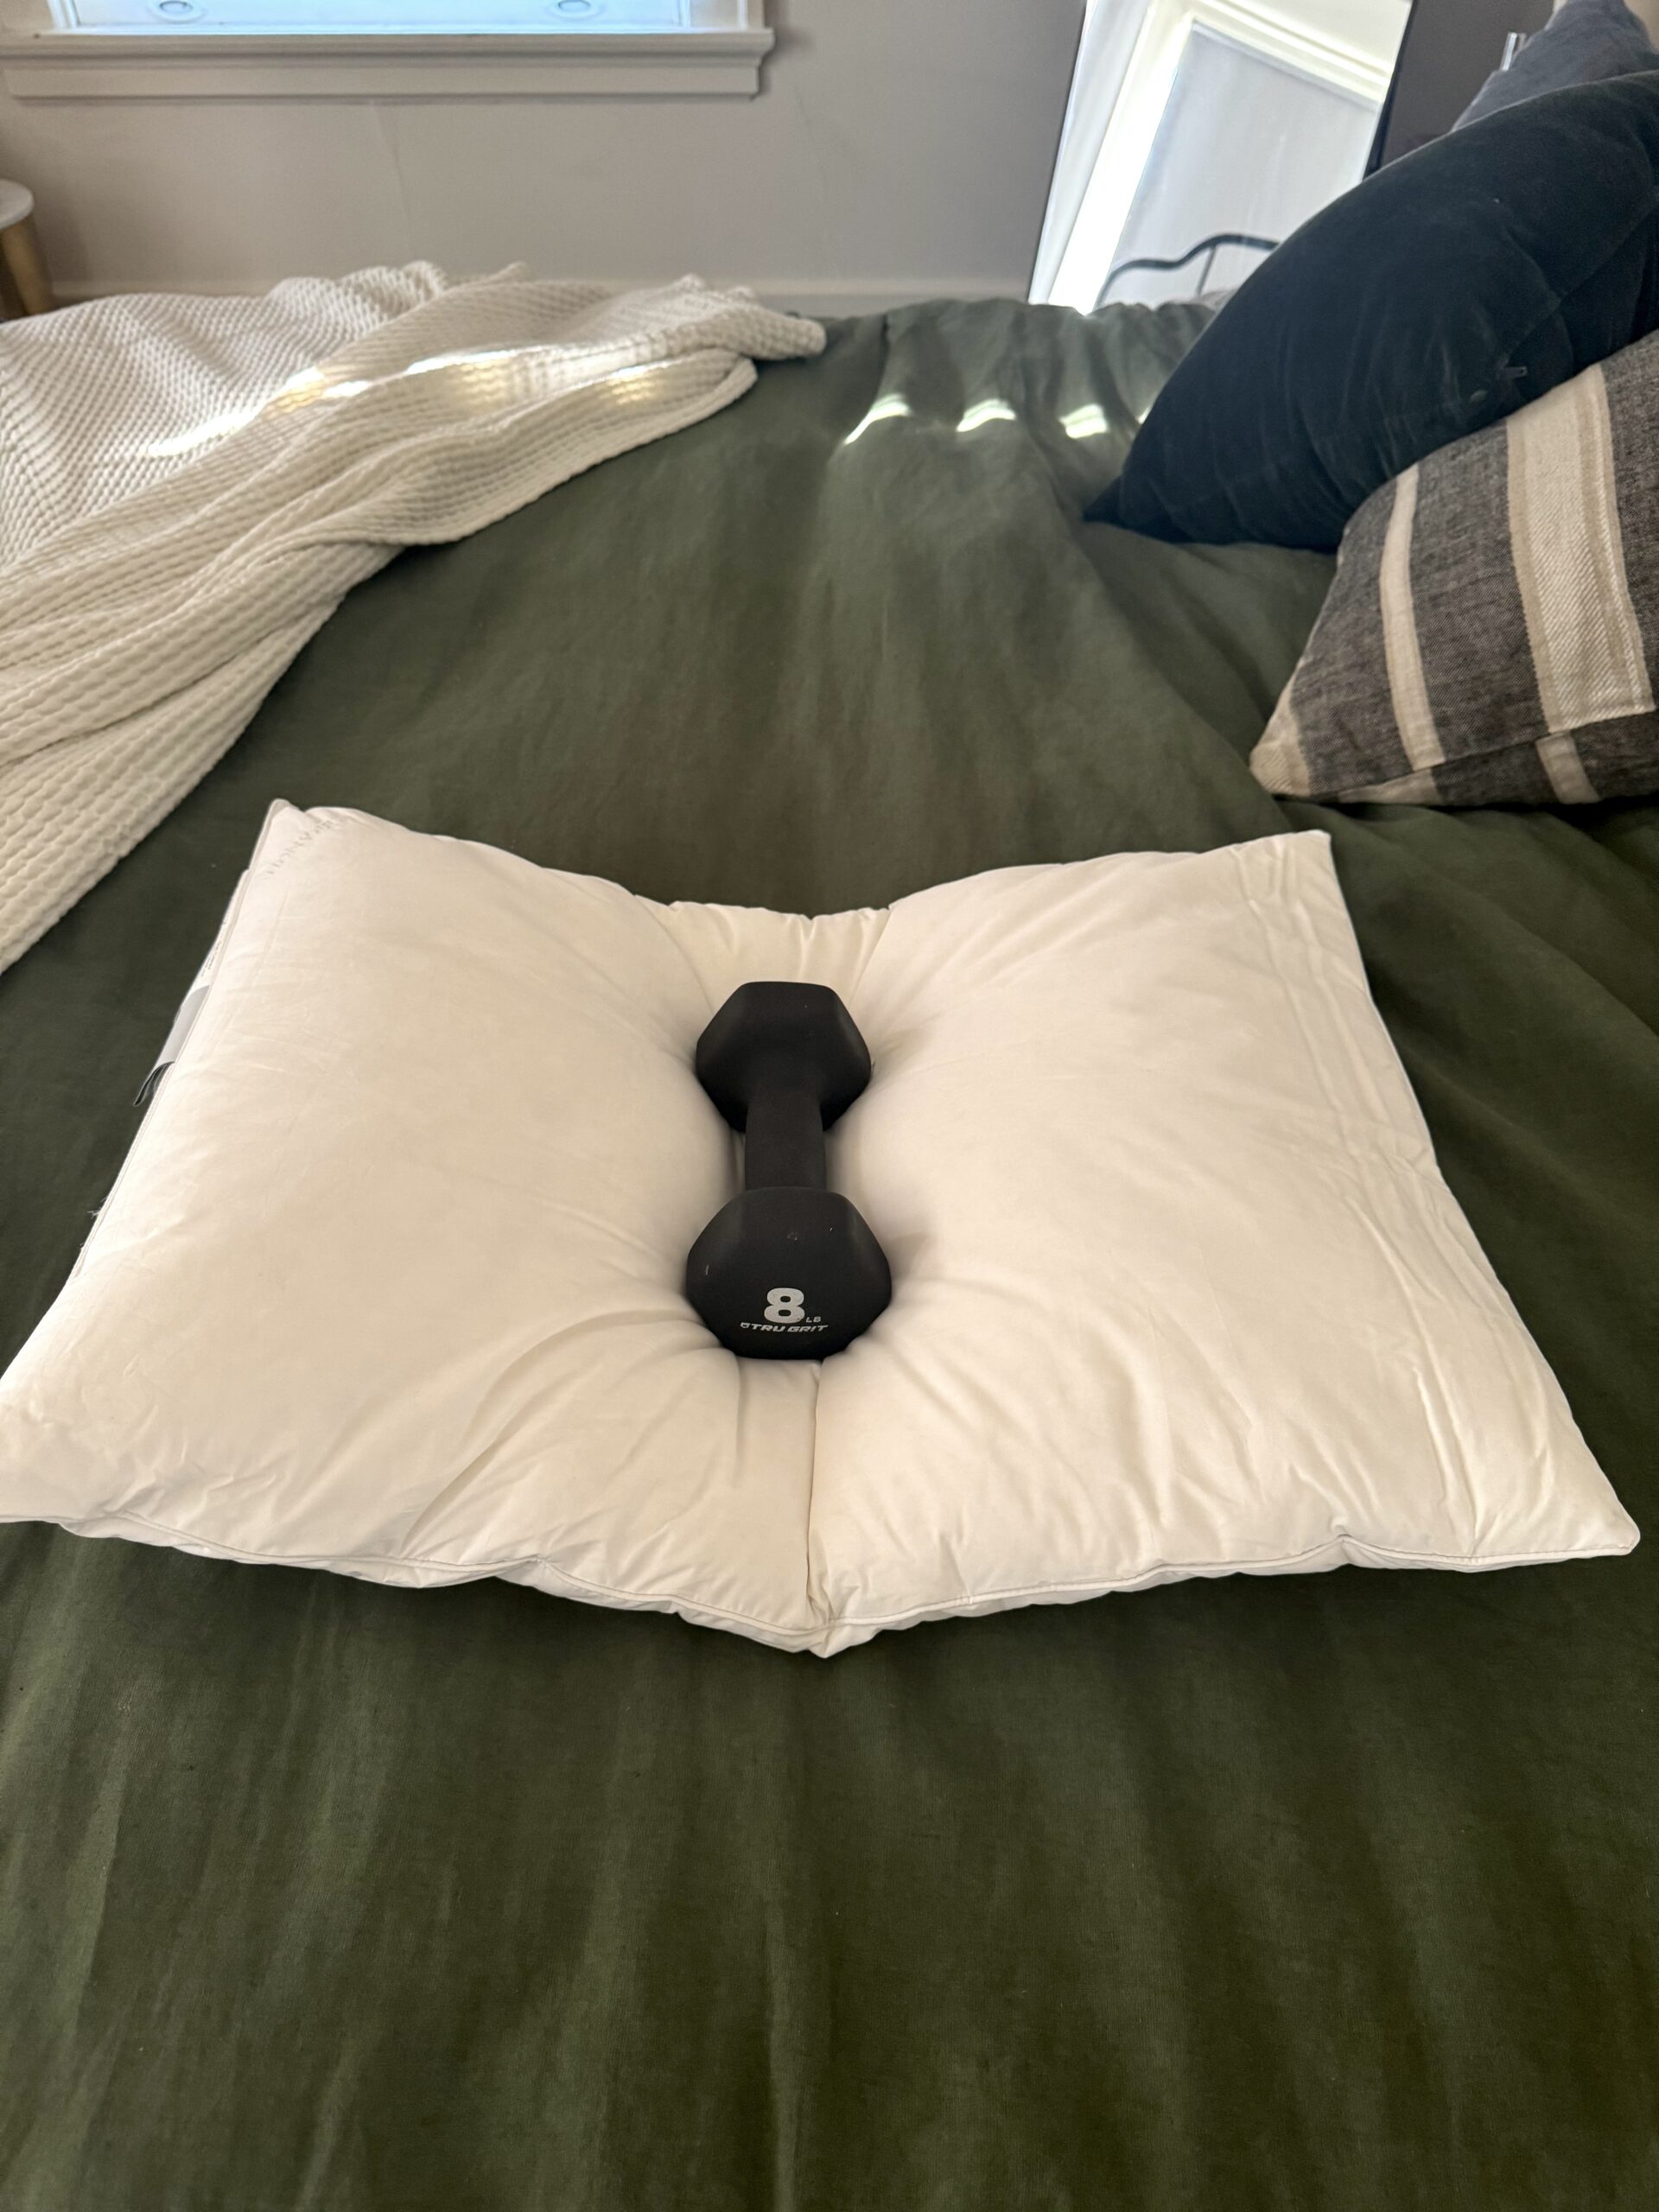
[742,1085,826,1192]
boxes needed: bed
[1,295,1654,2209]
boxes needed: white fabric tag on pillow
[0,804,1635,1654]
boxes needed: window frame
[1042,0,1399,311]
[0,0,772,99]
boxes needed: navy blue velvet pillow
[1459,0,1656,127]
[1090,76,1659,550]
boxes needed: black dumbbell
[685,982,892,1359]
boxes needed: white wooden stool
[0,181,54,316]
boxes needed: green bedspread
[2,299,1656,2211]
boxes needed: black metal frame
[1095,230,1280,308]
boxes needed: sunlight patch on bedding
[401,346,523,378]
[842,393,913,444]
[1060,404,1110,440]
[957,399,1018,433]
[140,404,264,458]
[136,353,679,458]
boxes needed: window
[1033,0,1408,311]
[1,0,770,98]
[60,0,695,29]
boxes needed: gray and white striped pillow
[1252,329,1659,805]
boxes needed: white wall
[0,1,1086,307]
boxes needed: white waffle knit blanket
[0,270,824,974]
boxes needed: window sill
[0,24,773,99]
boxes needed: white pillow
[0,804,1635,1654]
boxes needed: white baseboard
[43,275,1025,317]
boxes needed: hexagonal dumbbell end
[686,982,892,1358]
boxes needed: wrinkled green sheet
[2,299,1656,2211]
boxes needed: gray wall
[0,0,1085,307]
